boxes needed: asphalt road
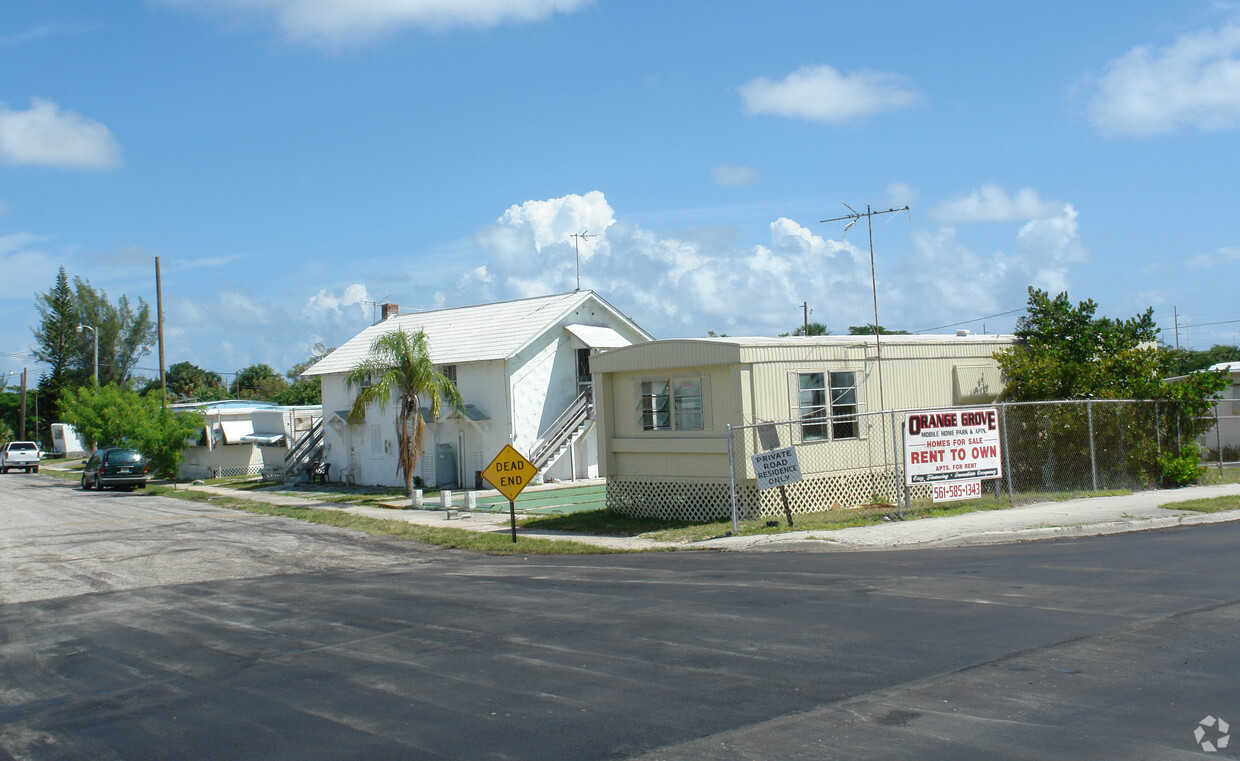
[2,474,1239,760]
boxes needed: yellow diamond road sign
[482,444,539,502]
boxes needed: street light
[76,324,98,385]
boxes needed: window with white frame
[798,371,859,441]
[638,377,704,431]
[829,371,858,439]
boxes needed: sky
[3,0,1240,386]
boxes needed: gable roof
[303,290,650,377]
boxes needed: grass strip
[144,485,646,555]
[1162,495,1240,513]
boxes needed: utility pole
[820,204,910,413]
[570,231,597,292]
[803,301,809,336]
[156,256,167,409]
[19,368,26,440]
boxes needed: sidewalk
[178,480,1240,552]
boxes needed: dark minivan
[81,448,149,491]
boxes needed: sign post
[481,444,540,542]
[750,446,802,526]
[903,407,1002,502]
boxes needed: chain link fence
[1198,409,1240,472]
[725,399,1202,523]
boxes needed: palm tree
[346,328,464,496]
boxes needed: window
[798,371,859,441]
[576,349,592,383]
[798,373,829,440]
[638,377,704,431]
[639,380,670,430]
[441,365,457,386]
[829,371,858,439]
[673,378,703,430]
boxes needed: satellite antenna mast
[820,204,910,412]
[570,231,597,292]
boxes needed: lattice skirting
[608,469,932,522]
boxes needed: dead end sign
[482,444,539,503]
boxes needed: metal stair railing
[530,389,593,470]
[284,416,325,476]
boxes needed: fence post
[1001,403,1014,504]
[1154,402,1161,456]
[1216,408,1225,477]
[889,410,904,519]
[727,424,739,534]
[1087,400,1099,491]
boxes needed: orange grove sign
[481,444,539,502]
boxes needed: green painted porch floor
[471,483,607,515]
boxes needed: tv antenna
[570,231,597,292]
[820,204,910,412]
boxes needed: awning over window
[419,404,490,423]
[239,433,286,446]
[953,365,1002,405]
[219,419,255,445]
[564,324,631,349]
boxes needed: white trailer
[50,423,86,458]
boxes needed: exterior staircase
[530,389,594,473]
[283,416,325,480]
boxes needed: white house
[302,291,652,490]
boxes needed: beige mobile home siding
[593,334,1014,521]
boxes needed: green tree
[163,361,227,401]
[231,363,288,400]
[848,324,909,335]
[31,267,79,403]
[1169,344,1240,375]
[995,288,1228,489]
[346,328,464,496]
[58,383,203,479]
[272,346,333,406]
[996,288,1175,401]
[72,276,157,386]
[792,322,830,336]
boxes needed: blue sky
[3,0,1240,384]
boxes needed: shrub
[1157,445,1205,488]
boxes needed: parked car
[81,448,149,491]
[0,441,41,473]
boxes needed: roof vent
[956,329,971,337]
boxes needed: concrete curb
[169,480,1240,553]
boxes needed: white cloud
[1086,18,1240,136]
[156,0,590,48]
[455,190,1089,339]
[0,233,57,300]
[1188,245,1240,268]
[711,164,761,188]
[0,98,122,170]
[738,64,923,125]
[933,183,1062,224]
[303,283,371,323]
[886,181,919,208]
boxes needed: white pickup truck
[0,441,41,473]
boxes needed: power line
[912,307,1026,334]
